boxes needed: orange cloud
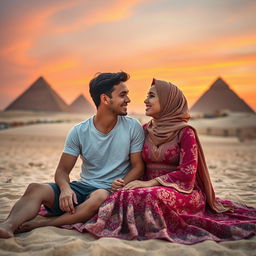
[1,1,79,51]
[51,0,148,34]
[42,59,80,73]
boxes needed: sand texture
[0,117,256,256]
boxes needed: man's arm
[54,153,78,214]
[111,152,144,191]
[123,152,144,184]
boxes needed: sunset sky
[0,0,256,113]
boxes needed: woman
[60,79,256,243]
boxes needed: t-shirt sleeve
[63,126,80,156]
[130,120,145,153]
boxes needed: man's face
[107,82,131,116]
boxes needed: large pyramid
[5,76,69,112]
[69,94,95,114]
[190,77,254,115]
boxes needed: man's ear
[100,94,109,105]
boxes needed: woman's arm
[123,177,160,189]
[155,127,198,193]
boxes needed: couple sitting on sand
[1,72,256,244]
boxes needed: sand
[0,116,256,255]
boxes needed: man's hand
[54,153,78,214]
[111,178,125,191]
[59,187,78,214]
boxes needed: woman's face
[144,85,161,118]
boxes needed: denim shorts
[45,181,100,216]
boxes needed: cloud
[0,0,255,112]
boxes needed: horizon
[0,0,256,113]
[2,75,254,114]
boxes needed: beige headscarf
[146,78,230,213]
[147,78,190,146]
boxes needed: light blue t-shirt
[63,116,144,189]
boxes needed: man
[0,71,144,238]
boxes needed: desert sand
[0,113,256,256]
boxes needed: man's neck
[93,110,119,135]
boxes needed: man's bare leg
[0,183,54,238]
[19,189,109,232]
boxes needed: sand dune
[0,119,256,255]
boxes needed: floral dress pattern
[43,127,256,244]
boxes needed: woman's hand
[123,180,151,189]
[124,179,160,189]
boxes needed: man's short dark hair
[89,71,130,108]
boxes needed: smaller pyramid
[190,77,254,114]
[5,77,69,112]
[69,94,95,114]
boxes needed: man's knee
[24,183,43,195]
[89,189,109,205]
[24,183,53,200]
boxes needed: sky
[0,0,256,113]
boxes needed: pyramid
[69,94,95,114]
[190,77,254,114]
[5,76,69,112]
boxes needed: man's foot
[17,220,45,233]
[0,223,14,239]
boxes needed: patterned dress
[57,127,256,244]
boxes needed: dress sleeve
[155,127,198,193]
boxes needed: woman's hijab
[146,78,190,146]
